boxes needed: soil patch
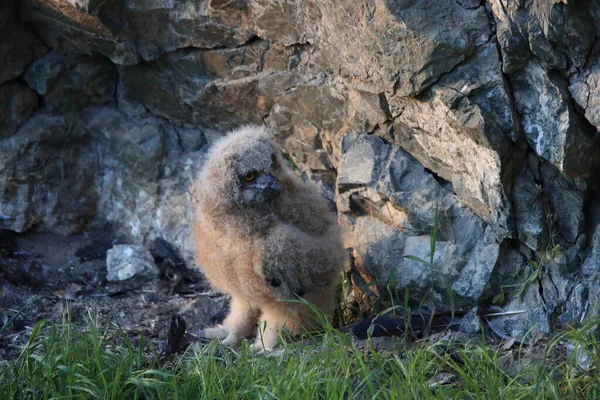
[0,230,227,360]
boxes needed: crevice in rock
[582,35,600,71]
[241,34,261,48]
[114,66,122,112]
[584,80,592,115]
[583,190,600,247]
[555,66,600,156]
[483,1,525,146]
[141,34,265,66]
[378,92,393,121]
[455,0,483,11]
[436,82,516,143]
[423,167,455,195]
[112,58,119,107]
[410,28,495,98]
[349,194,397,230]
[545,268,561,307]
[537,276,548,309]
[415,50,477,97]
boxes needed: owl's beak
[265,173,278,190]
[243,173,280,203]
[263,173,279,197]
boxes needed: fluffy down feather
[193,125,345,353]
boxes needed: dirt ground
[0,230,228,360]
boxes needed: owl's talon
[221,334,242,347]
[249,341,267,355]
[195,326,229,341]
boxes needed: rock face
[3,0,600,339]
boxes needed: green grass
[2,315,600,399]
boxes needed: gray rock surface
[570,57,600,133]
[512,61,597,177]
[106,244,159,282]
[23,51,75,96]
[385,42,517,233]
[2,0,600,336]
[512,154,547,252]
[338,134,493,310]
[0,107,203,260]
[459,308,481,334]
[44,56,116,115]
[0,0,47,84]
[0,113,98,234]
[0,81,39,139]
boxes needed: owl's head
[198,125,287,213]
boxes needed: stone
[459,308,481,334]
[484,239,579,342]
[565,342,595,372]
[264,74,347,183]
[251,1,318,46]
[582,226,600,277]
[0,105,204,264]
[124,0,255,61]
[22,53,115,115]
[0,113,98,234]
[456,0,482,10]
[314,1,491,96]
[539,162,585,245]
[45,56,116,114]
[174,125,207,153]
[512,154,547,252]
[488,6,530,74]
[0,0,47,84]
[436,44,519,143]
[118,45,272,129]
[23,52,116,114]
[486,283,550,342]
[512,60,597,177]
[336,134,388,190]
[23,51,75,95]
[489,0,595,73]
[559,284,589,327]
[539,2,595,70]
[570,59,600,132]
[452,237,500,302]
[344,83,393,135]
[385,43,518,233]
[20,0,138,65]
[339,134,494,310]
[82,107,166,181]
[20,0,257,64]
[0,81,39,139]
[106,244,159,282]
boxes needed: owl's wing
[261,223,343,300]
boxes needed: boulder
[106,244,159,282]
[0,81,39,139]
[0,0,47,84]
[511,61,597,177]
[338,134,491,310]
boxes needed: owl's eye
[242,172,255,181]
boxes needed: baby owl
[193,125,345,353]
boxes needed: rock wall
[2,0,600,339]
